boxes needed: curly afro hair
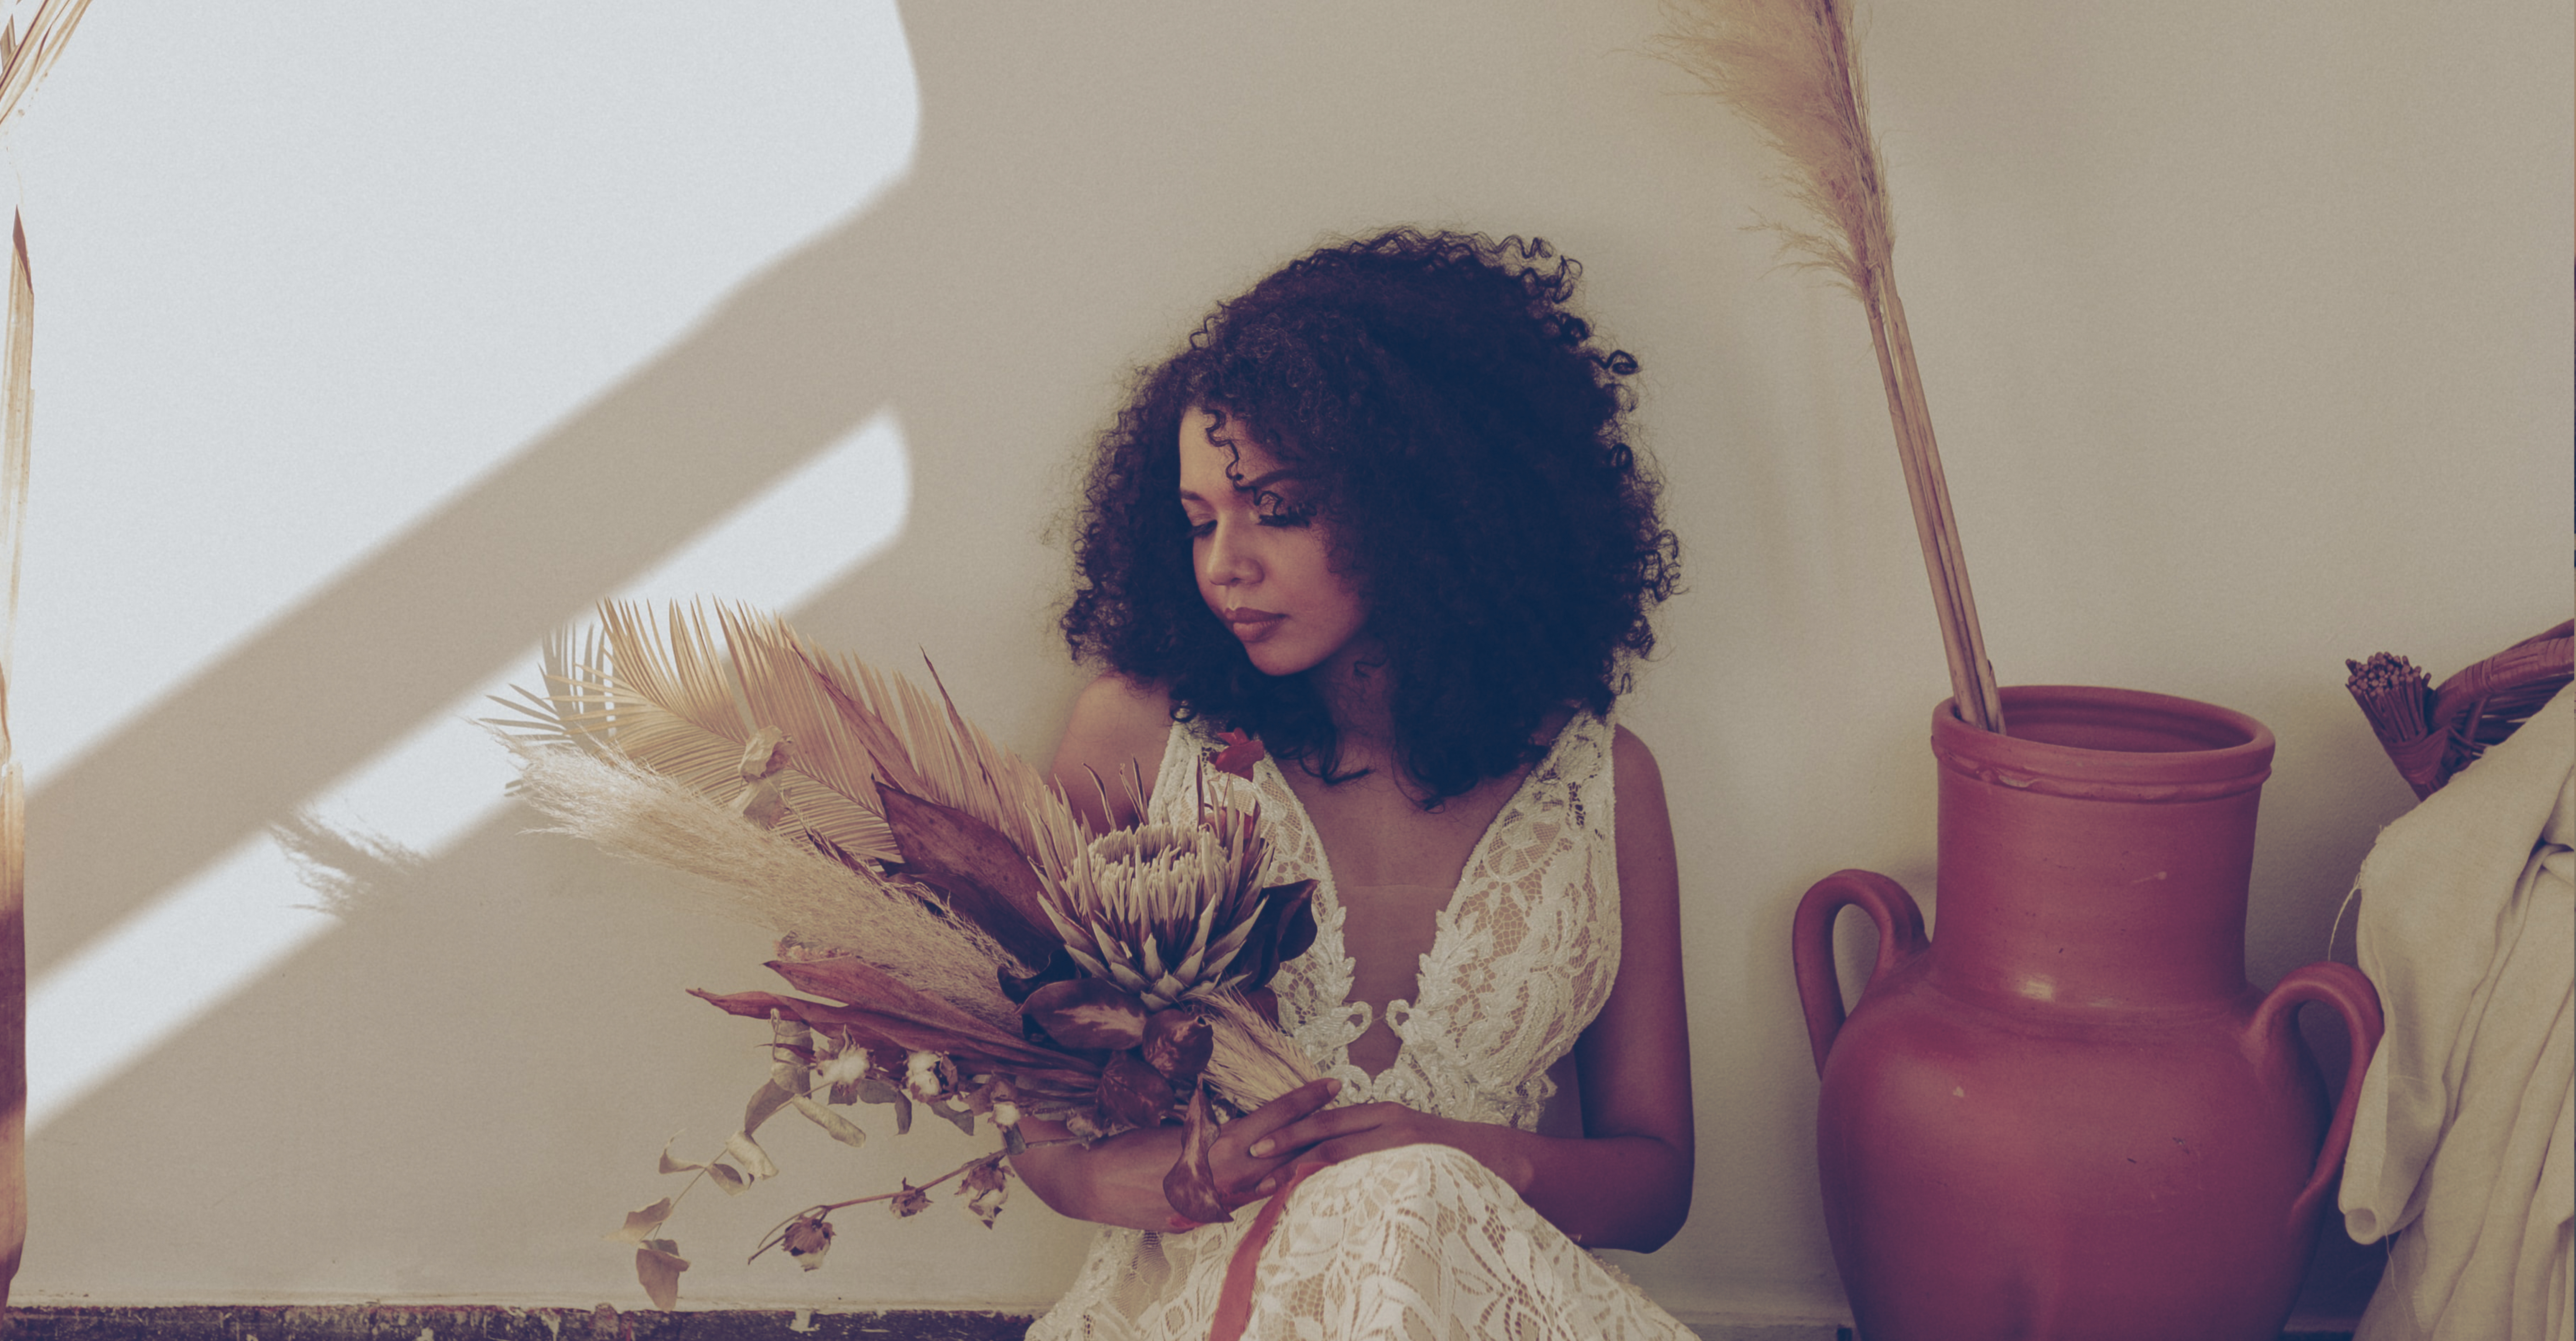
[1060,228,1681,805]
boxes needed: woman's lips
[1224,608,1285,643]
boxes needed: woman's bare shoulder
[1051,674,1176,828]
[1608,724,1662,792]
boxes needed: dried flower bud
[889,1181,932,1218]
[813,1045,870,1090]
[961,1154,1009,1193]
[904,1050,958,1103]
[960,1155,1011,1228]
[969,1078,1020,1130]
[781,1213,835,1271]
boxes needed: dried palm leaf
[800,641,1094,887]
[1655,0,2004,731]
[496,601,899,865]
[498,601,1095,922]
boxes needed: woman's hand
[1011,1076,1347,1233]
[1163,1077,1344,1230]
[1244,1100,1536,1199]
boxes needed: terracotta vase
[1794,685,2383,1341]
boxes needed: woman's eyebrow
[1178,468,1300,503]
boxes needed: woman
[1015,229,1694,1339]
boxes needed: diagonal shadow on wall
[25,4,1344,979]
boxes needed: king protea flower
[1039,796,1296,1009]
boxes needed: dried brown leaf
[636,1239,689,1309]
[875,783,1058,965]
[743,1076,796,1137]
[656,1146,704,1176]
[789,1094,869,1148]
[928,1097,979,1138]
[1098,1053,1177,1130]
[1143,1009,1214,1085]
[606,1198,674,1244]
[1234,880,1318,993]
[760,958,1078,1072]
[724,1131,778,1181]
[1161,1085,1229,1224]
[706,1161,749,1195]
[1024,978,1148,1052]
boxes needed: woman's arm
[1235,727,1696,1251]
[1047,672,1175,831]
[1548,725,1695,1246]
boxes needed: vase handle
[2247,963,2385,1231]
[1791,870,1927,1078]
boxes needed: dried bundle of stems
[1656,0,2004,731]
[2343,652,2441,796]
[2347,621,2575,800]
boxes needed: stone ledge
[3,1305,2359,1341]
[5,1308,1037,1341]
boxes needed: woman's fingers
[1224,1078,1340,1157]
[1247,1100,1402,1159]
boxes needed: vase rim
[1933,685,2275,801]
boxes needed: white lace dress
[1026,712,1696,1341]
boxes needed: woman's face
[1178,406,1369,678]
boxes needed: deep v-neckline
[1256,715,1587,1077]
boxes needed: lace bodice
[1145,711,1622,1128]
[1029,710,1689,1341]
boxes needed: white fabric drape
[2342,683,2573,1341]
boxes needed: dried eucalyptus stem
[1656,0,2004,732]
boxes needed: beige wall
[12,0,2568,1324]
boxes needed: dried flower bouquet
[495,600,1322,1305]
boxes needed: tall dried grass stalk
[1656,0,2004,732]
[509,743,1020,1031]
[0,213,32,1306]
